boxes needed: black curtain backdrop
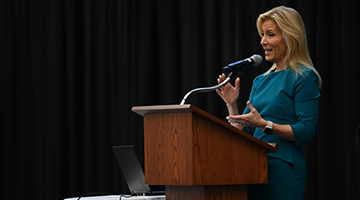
[1,0,359,199]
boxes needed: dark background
[1,0,359,199]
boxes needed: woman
[216,6,321,200]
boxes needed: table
[64,195,166,200]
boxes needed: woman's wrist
[226,101,239,116]
[259,119,269,129]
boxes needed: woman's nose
[260,37,266,45]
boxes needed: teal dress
[242,66,320,200]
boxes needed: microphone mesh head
[251,54,263,66]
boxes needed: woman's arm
[227,101,296,141]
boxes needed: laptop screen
[112,145,152,195]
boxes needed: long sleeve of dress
[291,69,320,146]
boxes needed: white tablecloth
[64,195,165,200]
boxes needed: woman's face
[260,19,288,69]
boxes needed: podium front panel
[143,111,268,186]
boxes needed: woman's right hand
[215,74,240,106]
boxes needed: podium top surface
[132,104,279,153]
[132,104,194,116]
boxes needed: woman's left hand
[227,101,267,128]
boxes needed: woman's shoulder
[285,65,319,82]
[253,64,319,84]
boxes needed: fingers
[227,115,244,123]
[235,77,240,89]
[215,88,221,95]
[216,74,228,93]
[246,101,256,112]
[217,73,226,84]
[227,102,263,128]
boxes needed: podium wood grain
[132,105,279,199]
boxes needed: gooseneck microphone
[222,54,263,75]
[180,54,263,105]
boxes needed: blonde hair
[257,6,322,88]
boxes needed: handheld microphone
[222,54,263,74]
[179,54,262,105]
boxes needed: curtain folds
[1,0,359,199]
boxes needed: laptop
[112,145,165,196]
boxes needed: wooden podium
[132,104,279,200]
